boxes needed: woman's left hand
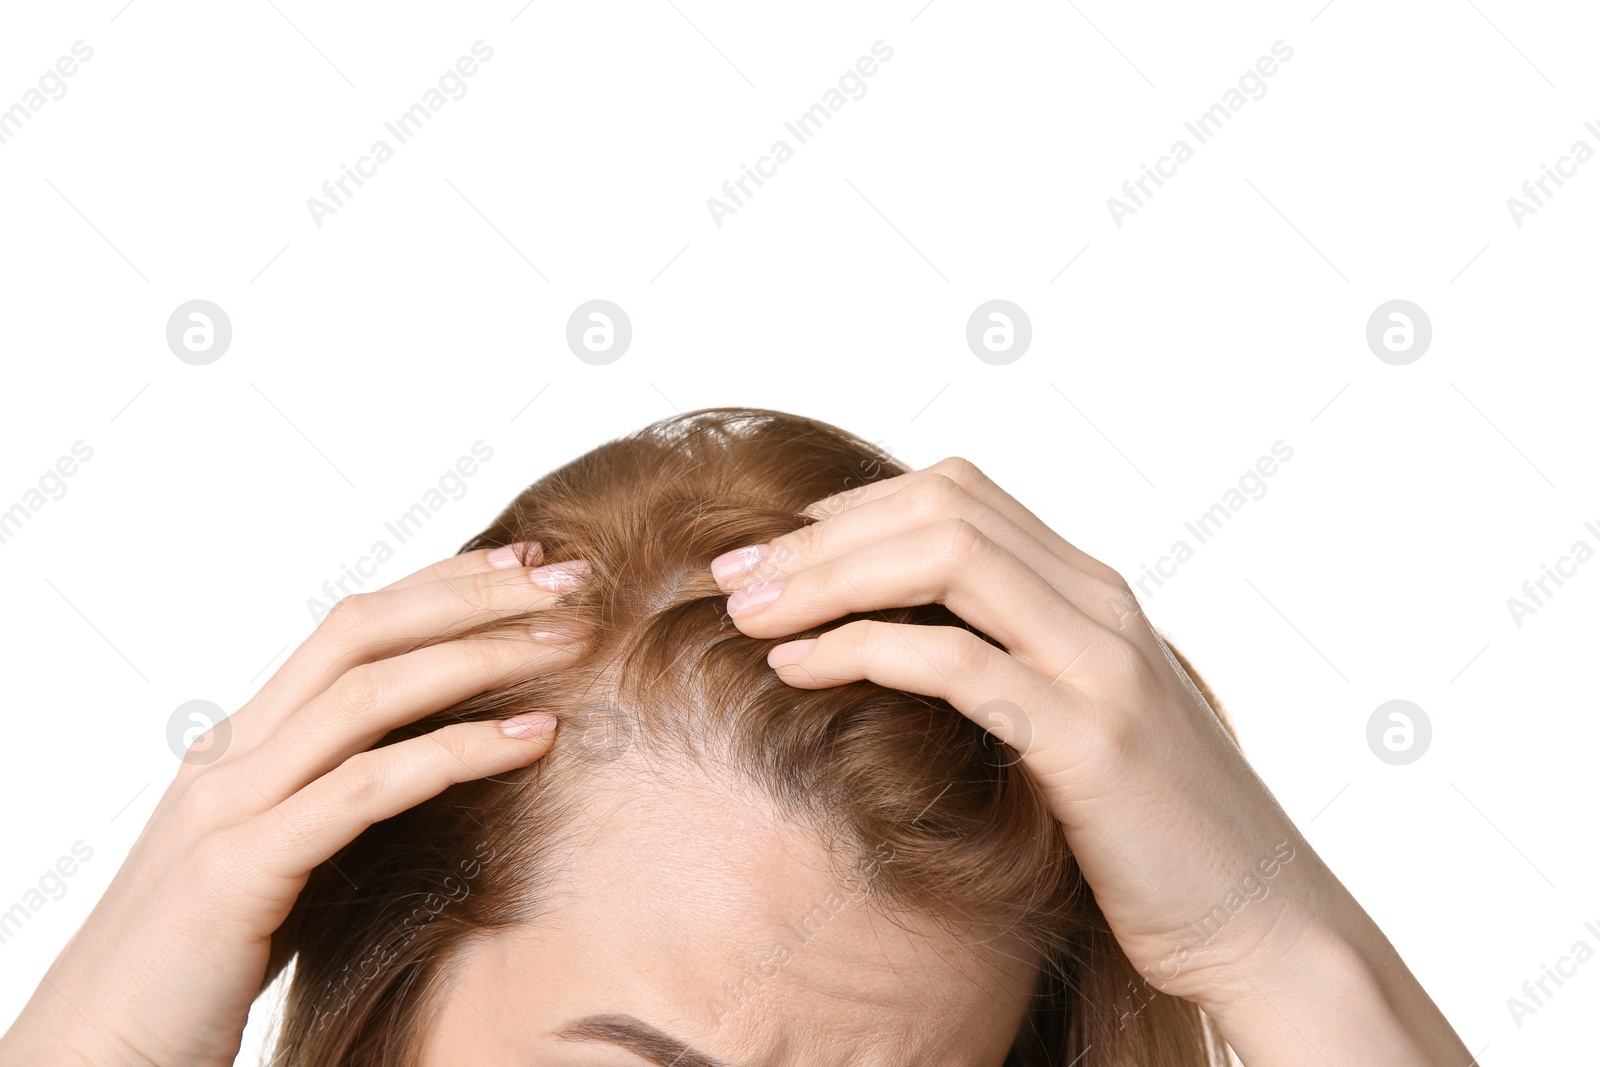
[710,457,1470,1064]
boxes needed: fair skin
[713,457,1474,1064]
[422,758,1036,1065]
[0,546,579,1067]
[0,456,1470,1065]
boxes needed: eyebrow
[555,1014,737,1067]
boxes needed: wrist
[1,1017,107,1067]
[0,981,156,1067]
[1189,897,1471,1065]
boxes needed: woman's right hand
[0,545,588,1067]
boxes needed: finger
[379,542,546,592]
[764,620,1084,760]
[251,717,558,878]
[715,474,1143,641]
[719,475,1040,590]
[224,560,590,759]
[724,518,1105,677]
[231,630,581,804]
[804,458,1125,587]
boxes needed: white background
[2,1,1596,1062]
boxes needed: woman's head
[274,408,1223,1065]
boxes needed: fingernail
[711,543,769,584]
[500,712,558,738]
[488,542,536,569]
[800,495,837,520]
[529,626,581,644]
[768,639,817,668]
[528,560,590,591]
[727,579,785,618]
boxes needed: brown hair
[271,407,1228,1065]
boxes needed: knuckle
[336,750,389,808]
[930,456,989,492]
[174,769,235,823]
[905,473,967,521]
[438,722,483,761]
[321,591,376,644]
[456,634,502,676]
[938,627,995,681]
[839,618,890,660]
[457,568,503,603]
[932,516,989,566]
[1088,559,1133,591]
[1097,578,1147,633]
[1096,631,1149,683]
[1093,563,1134,595]
[332,661,388,719]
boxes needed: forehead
[420,754,1036,1066]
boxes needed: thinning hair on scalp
[270,407,1229,1066]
